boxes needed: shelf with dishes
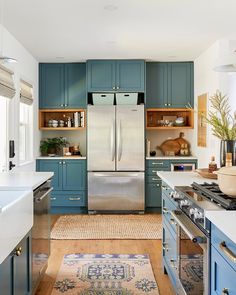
[39,109,86,130]
[146,108,194,130]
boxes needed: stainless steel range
[169,182,235,295]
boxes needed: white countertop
[37,156,86,160]
[146,156,198,160]
[206,211,236,244]
[156,171,217,190]
[0,172,54,190]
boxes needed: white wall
[190,39,236,168]
[0,25,39,172]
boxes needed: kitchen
[1,1,236,295]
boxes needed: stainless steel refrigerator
[87,104,145,213]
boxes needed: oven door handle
[171,210,207,244]
[34,187,53,203]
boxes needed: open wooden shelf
[39,109,86,130]
[146,108,194,130]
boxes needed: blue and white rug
[52,254,160,295]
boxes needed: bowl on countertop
[215,166,236,197]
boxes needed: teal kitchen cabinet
[39,63,86,109]
[146,62,193,108]
[0,232,31,295]
[87,60,145,92]
[36,159,87,214]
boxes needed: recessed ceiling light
[104,4,118,11]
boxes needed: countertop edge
[36,156,86,160]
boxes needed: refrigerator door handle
[117,120,122,161]
[93,173,139,177]
[111,119,115,161]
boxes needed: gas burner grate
[192,182,236,210]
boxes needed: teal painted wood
[116,60,145,92]
[50,191,86,207]
[50,206,87,214]
[146,62,168,108]
[36,160,63,190]
[39,63,65,109]
[211,246,236,295]
[87,60,116,92]
[167,62,193,108]
[65,63,86,108]
[145,182,162,208]
[146,167,169,176]
[162,193,177,233]
[146,159,170,169]
[0,254,13,295]
[13,234,31,295]
[62,160,86,190]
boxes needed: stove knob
[189,208,196,216]
[194,211,204,221]
[180,200,190,208]
[169,191,175,198]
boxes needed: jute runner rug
[51,214,162,240]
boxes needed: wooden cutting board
[158,139,181,155]
[174,132,190,147]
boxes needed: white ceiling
[3,0,236,62]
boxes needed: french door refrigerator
[87,105,145,213]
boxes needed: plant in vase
[204,90,236,166]
[40,137,68,156]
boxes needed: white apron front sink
[0,190,33,264]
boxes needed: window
[0,96,8,171]
[19,102,33,163]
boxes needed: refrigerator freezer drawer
[88,172,144,212]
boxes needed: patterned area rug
[51,254,160,295]
[51,214,162,240]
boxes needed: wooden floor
[36,216,175,295]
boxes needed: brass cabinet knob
[222,288,229,295]
[15,247,22,256]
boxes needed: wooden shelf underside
[40,127,85,131]
[146,126,193,130]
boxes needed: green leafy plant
[204,90,236,140]
[40,137,68,155]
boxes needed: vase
[220,140,236,167]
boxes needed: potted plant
[204,90,236,166]
[40,137,68,156]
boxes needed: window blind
[0,64,16,99]
[20,79,33,105]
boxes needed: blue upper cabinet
[87,60,145,92]
[146,61,193,109]
[65,63,86,108]
[146,62,168,108]
[87,60,116,92]
[167,62,193,108]
[39,63,65,109]
[39,63,86,109]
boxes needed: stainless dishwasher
[32,179,52,293]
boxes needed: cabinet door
[39,64,65,109]
[0,254,13,295]
[65,63,86,108]
[87,60,116,92]
[116,60,145,92]
[63,160,86,190]
[37,160,63,190]
[146,62,168,108]
[13,234,31,295]
[167,62,193,108]
[146,182,162,208]
[211,246,236,295]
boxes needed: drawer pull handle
[15,247,22,256]
[152,162,163,165]
[163,207,168,213]
[170,218,177,226]
[220,241,236,263]
[170,258,177,269]
[152,178,159,181]
[222,288,229,295]
[162,242,168,251]
[69,197,81,201]
[152,170,158,173]
[50,197,56,200]
[156,184,160,187]
[162,185,168,190]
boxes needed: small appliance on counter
[69,145,81,156]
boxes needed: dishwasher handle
[34,187,53,203]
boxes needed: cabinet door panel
[87,60,116,92]
[116,60,145,92]
[0,254,13,295]
[37,160,62,190]
[39,64,65,109]
[65,63,86,108]
[168,62,192,108]
[63,160,86,190]
[146,62,168,108]
[146,182,162,207]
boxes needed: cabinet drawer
[146,175,161,183]
[146,167,169,176]
[145,183,162,208]
[211,246,236,295]
[162,193,178,233]
[50,191,86,207]
[146,160,170,169]
[211,224,236,272]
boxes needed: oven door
[171,163,196,172]
[171,210,209,295]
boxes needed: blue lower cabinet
[211,246,236,295]
[0,232,31,295]
[36,159,87,214]
[145,181,162,211]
